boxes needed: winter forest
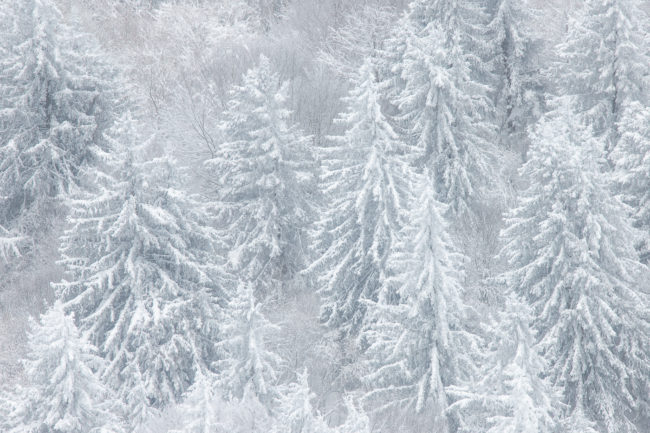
[1,0,650,432]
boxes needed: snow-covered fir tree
[55,114,227,425]
[205,55,316,300]
[361,171,479,433]
[450,296,561,433]
[556,0,650,154]
[271,369,330,433]
[215,281,283,407]
[310,59,410,338]
[500,100,650,433]
[488,0,544,153]
[0,0,119,246]
[1,301,125,433]
[392,0,495,218]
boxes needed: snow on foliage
[205,55,316,300]
[215,281,282,406]
[1,301,125,433]
[55,114,227,427]
[500,100,650,432]
[310,59,410,338]
[361,171,479,432]
[271,369,331,433]
[556,0,650,154]
[1,1,650,433]
[0,0,120,241]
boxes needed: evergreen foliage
[1,301,125,433]
[612,101,650,262]
[205,55,316,299]
[271,369,331,433]
[310,60,410,338]
[56,115,226,422]
[362,172,479,432]
[0,0,119,243]
[393,0,496,217]
[167,371,225,433]
[215,282,282,406]
[335,397,372,433]
[488,0,544,152]
[451,296,561,433]
[500,101,650,432]
[1,2,650,433]
[556,0,650,153]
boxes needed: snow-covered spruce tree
[398,0,493,77]
[500,100,650,432]
[0,0,118,245]
[309,59,410,339]
[1,301,125,433]
[215,281,283,407]
[556,0,650,263]
[166,370,225,433]
[562,408,600,433]
[205,54,315,300]
[271,369,330,433]
[450,296,561,433]
[123,360,160,432]
[233,385,274,433]
[361,171,479,433]
[393,0,495,218]
[55,114,227,424]
[611,101,650,263]
[335,397,371,433]
[555,0,650,154]
[488,0,544,153]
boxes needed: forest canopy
[1,1,649,432]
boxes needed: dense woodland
[0,0,649,432]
